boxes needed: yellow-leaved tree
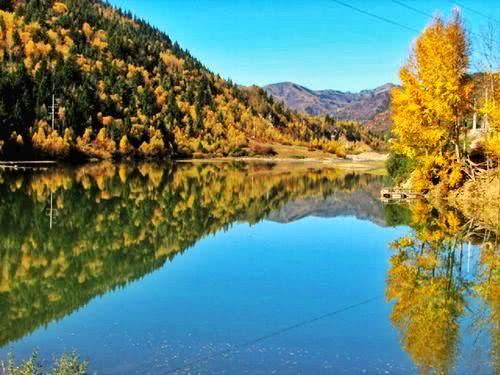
[391,10,472,191]
[475,24,500,163]
[480,74,500,161]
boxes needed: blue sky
[107,0,499,92]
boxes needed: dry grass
[256,142,336,159]
[249,143,277,156]
[449,169,500,232]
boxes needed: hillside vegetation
[0,0,381,161]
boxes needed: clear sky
[107,0,499,92]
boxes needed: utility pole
[49,94,60,131]
[51,95,55,130]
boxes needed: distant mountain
[264,82,396,132]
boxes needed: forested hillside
[0,0,380,160]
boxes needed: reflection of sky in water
[2,217,492,374]
[3,217,414,374]
[463,243,482,278]
[0,164,495,374]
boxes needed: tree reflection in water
[387,200,498,374]
[1,161,496,373]
[0,161,386,347]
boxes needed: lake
[0,161,496,374]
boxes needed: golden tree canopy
[391,10,472,190]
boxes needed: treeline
[388,10,499,195]
[0,0,380,160]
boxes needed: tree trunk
[454,120,461,161]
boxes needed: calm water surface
[0,162,496,374]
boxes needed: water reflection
[387,200,499,374]
[0,161,387,348]
[0,162,497,374]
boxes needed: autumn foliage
[391,11,473,192]
[0,0,380,160]
[390,10,500,195]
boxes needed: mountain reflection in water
[0,161,497,374]
[0,162,387,347]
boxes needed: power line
[391,0,480,39]
[170,2,426,57]
[447,1,500,24]
[391,0,434,18]
[330,0,420,33]
[161,295,381,374]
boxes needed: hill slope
[0,0,384,160]
[264,82,395,132]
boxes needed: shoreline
[178,155,387,172]
[0,152,387,166]
[0,153,388,173]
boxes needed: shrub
[249,143,277,156]
[76,128,116,159]
[118,135,133,155]
[32,125,71,158]
[4,351,88,375]
[387,153,415,183]
[138,129,165,157]
[485,132,500,161]
[320,140,346,158]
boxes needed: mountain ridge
[264,82,396,132]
